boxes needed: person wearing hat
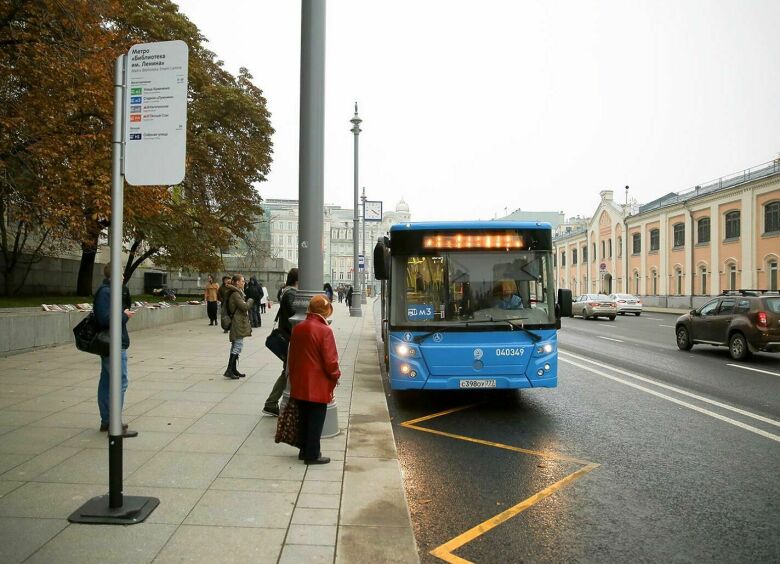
[287,295,341,465]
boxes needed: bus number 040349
[495,348,523,357]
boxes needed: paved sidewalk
[0,300,418,563]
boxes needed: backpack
[221,296,235,331]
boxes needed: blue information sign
[407,304,434,321]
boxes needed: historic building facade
[553,160,780,307]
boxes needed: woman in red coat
[288,295,341,464]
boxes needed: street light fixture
[349,103,362,317]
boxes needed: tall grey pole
[360,187,367,304]
[349,104,362,316]
[108,54,126,507]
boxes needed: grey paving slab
[0,481,106,518]
[208,401,264,415]
[0,425,15,436]
[185,412,259,436]
[0,480,23,497]
[346,416,398,459]
[26,411,101,429]
[35,447,157,484]
[286,523,337,546]
[296,493,340,510]
[0,410,48,427]
[0,426,82,455]
[123,397,166,416]
[279,544,335,564]
[122,485,205,525]
[220,454,306,481]
[0,453,31,474]
[153,525,285,564]
[143,400,216,418]
[126,451,231,489]
[3,394,84,412]
[183,489,296,528]
[0,446,81,481]
[291,506,339,526]
[209,477,302,494]
[0,517,68,564]
[301,480,342,495]
[126,415,198,433]
[26,523,177,564]
[336,525,419,564]
[164,432,245,454]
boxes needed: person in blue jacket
[94,263,137,437]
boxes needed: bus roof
[389,220,553,232]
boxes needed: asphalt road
[376,305,780,563]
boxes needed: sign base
[68,495,159,525]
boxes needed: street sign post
[359,254,365,271]
[124,40,188,186]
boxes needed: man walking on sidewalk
[262,268,298,416]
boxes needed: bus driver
[494,279,524,310]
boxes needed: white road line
[645,317,663,320]
[560,356,780,442]
[727,364,780,378]
[560,350,780,429]
[597,336,624,343]
[659,324,676,328]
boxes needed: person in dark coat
[263,268,298,416]
[218,276,231,333]
[345,285,354,307]
[323,283,334,302]
[288,295,340,464]
[222,273,254,379]
[94,262,137,437]
[245,276,263,328]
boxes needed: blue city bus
[373,221,572,391]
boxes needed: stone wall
[0,304,206,357]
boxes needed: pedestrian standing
[346,285,353,307]
[245,276,262,328]
[218,275,230,333]
[259,281,268,314]
[94,262,137,437]
[323,282,334,302]
[262,268,298,416]
[223,274,254,379]
[288,295,340,464]
[204,275,219,326]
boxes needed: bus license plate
[460,379,497,389]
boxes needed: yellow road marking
[400,403,599,563]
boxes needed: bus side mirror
[373,237,390,280]
[557,288,572,318]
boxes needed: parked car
[609,293,643,316]
[574,294,617,320]
[675,290,780,360]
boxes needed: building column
[610,221,617,293]
[684,210,693,296]
[741,190,755,288]
[659,214,668,296]
[710,203,720,295]
[640,221,648,295]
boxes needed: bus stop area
[0,301,418,563]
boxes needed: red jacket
[288,314,341,404]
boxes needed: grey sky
[173,0,780,221]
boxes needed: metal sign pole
[68,54,159,525]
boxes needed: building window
[582,246,588,262]
[617,236,622,258]
[287,221,293,231]
[725,211,740,240]
[700,267,707,295]
[651,270,658,295]
[697,218,710,244]
[553,253,557,267]
[601,241,605,258]
[608,239,612,258]
[675,268,683,295]
[650,229,660,251]
[765,202,780,234]
[728,263,737,290]
[673,223,685,248]
[592,243,596,262]
[634,271,640,295]
[632,233,641,254]
[769,260,778,291]
[572,249,578,265]
[561,251,566,267]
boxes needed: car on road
[573,294,617,320]
[675,290,780,360]
[609,293,643,316]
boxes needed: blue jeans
[98,349,128,425]
[231,338,244,355]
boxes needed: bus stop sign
[124,40,188,186]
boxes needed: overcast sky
[173,0,780,221]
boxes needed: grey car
[574,294,617,320]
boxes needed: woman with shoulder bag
[223,273,254,379]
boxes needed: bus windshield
[390,250,556,327]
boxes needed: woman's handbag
[265,329,289,361]
[73,312,110,356]
[274,398,301,448]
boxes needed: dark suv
[675,290,780,360]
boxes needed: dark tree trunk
[76,238,98,296]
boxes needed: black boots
[223,353,246,379]
[234,355,246,378]
[224,353,240,379]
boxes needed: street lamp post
[360,187,367,304]
[349,103,362,317]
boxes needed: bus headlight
[396,344,416,356]
[400,364,411,375]
[536,343,554,355]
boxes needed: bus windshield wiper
[461,317,542,342]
